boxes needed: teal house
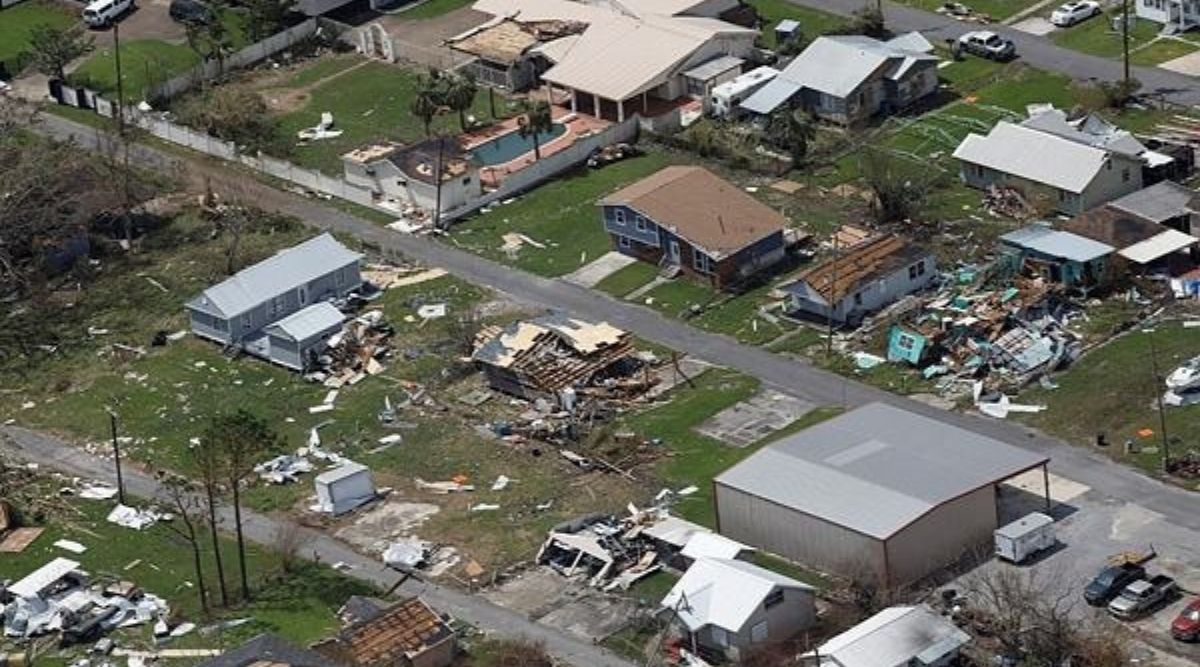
[998,223,1113,288]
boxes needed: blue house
[598,166,787,290]
[185,233,363,370]
[998,223,1113,288]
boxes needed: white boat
[1166,356,1200,392]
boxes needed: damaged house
[342,138,482,216]
[1063,182,1200,275]
[783,234,936,326]
[998,222,1114,290]
[186,234,363,371]
[313,597,455,667]
[472,314,636,404]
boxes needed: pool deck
[463,106,611,188]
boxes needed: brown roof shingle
[599,166,786,258]
[338,598,453,666]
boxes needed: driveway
[787,0,1200,106]
[87,0,187,47]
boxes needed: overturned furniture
[472,314,638,404]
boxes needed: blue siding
[602,205,661,247]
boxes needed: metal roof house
[660,557,816,663]
[714,403,1050,587]
[953,120,1145,215]
[185,234,362,371]
[740,32,937,125]
[800,605,970,667]
[599,166,787,289]
[998,223,1114,288]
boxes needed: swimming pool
[471,123,567,165]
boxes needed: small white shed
[314,462,375,515]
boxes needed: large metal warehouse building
[713,403,1049,587]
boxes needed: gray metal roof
[1000,223,1113,263]
[1109,181,1197,224]
[199,634,339,667]
[715,403,1048,539]
[810,606,969,667]
[682,54,743,81]
[316,461,370,484]
[739,79,802,115]
[265,301,345,343]
[186,234,362,319]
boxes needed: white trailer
[709,66,780,119]
[994,512,1055,563]
[314,461,376,515]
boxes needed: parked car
[169,0,216,25]
[1050,1,1101,27]
[1084,562,1146,606]
[82,0,134,28]
[956,31,1016,61]
[1108,575,1178,619]
[1171,598,1200,641]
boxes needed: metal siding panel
[714,483,886,582]
[886,485,998,585]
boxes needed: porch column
[570,89,577,112]
[642,91,648,113]
[617,99,625,123]
[546,82,554,105]
[593,93,601,119]
[1043,463,1052,512]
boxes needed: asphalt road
[790,0,1200,106]
[0,426,638,667]
[29,112,1200,540]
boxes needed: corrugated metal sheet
[682,54,743,81]
[714,403,1047,539]
[811,605,969,667]
[1000,224,1113,262]
[953,122,1109,194]
[266,302,345,343]
[739,79,801,115]
[661,558,812,632]
[1119,228,1198,263]
[1109,181,1196,224]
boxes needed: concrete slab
[695,389,813,447]
[538,596,640,641]
[1160,49,1200,76]
[483,567,638,641]
[483,566,576,618]
[1010,17,1057,36]
[562,251,637,288]
[334,501,440,553]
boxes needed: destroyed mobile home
[2,558,172,645]
[472,314,651,406]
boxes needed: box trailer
[710,66,779,119]
[994,512,1055,563]
[314,461,376,515]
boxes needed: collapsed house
[313,597,456,667]
[472,314,639,404]
[341,138,482,217]
[186,234,365,371]
[2,557,170,644]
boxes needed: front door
[668,239,681,265]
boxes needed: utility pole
[107,409,127,504]
[1147,328,1171,473]
[433,135,445,231]
[826,232,839,357]
[113,20,126,136]
[1122,0,1131,89]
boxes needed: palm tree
[765,108,816,165]
[444,72,478,131]
[518,100,554,160]
[410,72,442,136]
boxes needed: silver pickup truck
[1108,575,1179,619]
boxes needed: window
[462,177,471,185]
[764,589,784,610]
[298,286,309,305]
[693,250,709,273]
[898,333,916,351]
[908,260,926,279]
[272,295,285,316]
[334,269,344,287]
[635,216,648,232]
[1122,167,1131,183]
[750,620,769,643]
[614,209,626,225]
[711,627,728,647]
[853,292,863,306]
[619,236,631,249]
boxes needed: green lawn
[903,0,1042,21]
[1017,322,1200,478]
[399,0,476,20]
[72,39,200,99]
[274,60,500,174]
[451,151,679,277]
[0,497,368,650]
[594,261,660,297]
[745,0,848,48]
[1053,12,1161,60]
[1130,38,1200,66]
[0,1,76,70]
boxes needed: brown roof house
[314,597,455,667]
[599,166,787,289]
[782,234,935,326]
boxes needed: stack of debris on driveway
[472,314,648,407]
[2,557,173,645]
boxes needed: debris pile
[2,557,171,644]
[981,185,1034,219]
[307,309,395,387]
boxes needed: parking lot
[957,469,1200,662]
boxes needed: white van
[83,0,134,28]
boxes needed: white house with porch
[1136,0,1200,30]
[470,0,757,123]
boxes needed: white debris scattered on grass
[416,303,447,320]
[308,404,334,414]
[254,455,315,484]
[78,483,119,500]
[377,434,403,445]
[416,478,474,494]
[469,503,500,512]
[490,475,511,491]
[53,540,87,554]
[106,505,166,530]
[382,538,427,570]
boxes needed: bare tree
[204,410,284,601]
[28,25,94,81]
[157,471,211,614]
[187,435,230,607]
